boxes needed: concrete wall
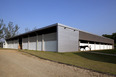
[3,41,8,48]
[8,41,13,48]
[13,39,18,49]
[22,32,57,51]
[29,36,36,50]
[80,43,90,51]
[37,35,42,51]
[8,41,12,48]
[22,38,28,49]
[4,39,19,49]
[57,25,79,52]
[44,33,57,51]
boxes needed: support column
[28,35,29,50]
[103,44,105,49]
[94,42,96,50]
[42,34,44,51]
[21,38,23,49]
[106,44,108,49]
[12,40,13,48]
[112,44,114,49]
[88,42,91,51]
[36,34,38,50]
[108,44,109,49]
[99,43,101,50]
[78,41,80,51]
[13,40,15,49]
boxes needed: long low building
[3,23,114,52]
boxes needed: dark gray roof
[79,30,114,44]
[6,23,58,40]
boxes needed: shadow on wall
[115,46,116,49]
[73,52,116,64]
[0,43,3,48]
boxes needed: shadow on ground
[73,52,116,64]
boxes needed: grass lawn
[92,49,116,54]
[18,49,116,75]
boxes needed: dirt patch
[0,49,115,77]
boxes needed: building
[3,23,114,52]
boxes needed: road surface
[0,49,114,77]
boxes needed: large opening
[19,37,22,49]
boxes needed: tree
[25,27,30,32]
[4,22,20,39]
[102,33,116,44]
[25,26,38,32]
[102,34,112,39]
[33,26,37,30]
[112,33,116,44]
[0,19,5,42]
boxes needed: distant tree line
[102,33,116,46]
[25,26,37,32]
[0,19,19,42]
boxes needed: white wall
[13,39,18,49]
[109,45,113,49]
[22,32,57,52]
[3,41,7,48]
[80,42,113,51]
[80,43,90,51]
[4,39,18,49]
[29,36,36,50]
[44,33,57,52]
[44,41,57,51]
[22,38,28,49]
[37,35,42,51]
[8,41,13,48]
[58,25,79,52]
[89,44,95,50]
[96,44,100,50]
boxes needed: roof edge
[6,23,58,40]
[57,23,79,31]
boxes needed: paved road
[0,50,114,77]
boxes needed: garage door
[44,33,57,52]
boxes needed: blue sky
[0,0,116,35]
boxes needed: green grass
[18,49,116,75]
[92,49,116,54]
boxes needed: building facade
[3,23,114,52]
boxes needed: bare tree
[25,26,38,32]
[33,26,37,30]
[0,19,5,42]
[25,27,30,32]
[4,22,20,39]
